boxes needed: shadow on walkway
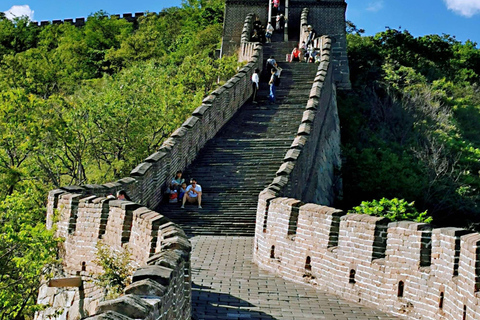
[192,283,277,320]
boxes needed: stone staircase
[157,39,317,236]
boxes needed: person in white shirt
[265,22,274,43]
[251,68,260,103]
[181,178,202,209]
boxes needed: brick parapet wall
[45,42,263,224]
[258,35,341,207]
[298,5,351,90]
[36,192,192,320]
[33,12,153,28]
[254,200,480,319]
[40,20,264,319]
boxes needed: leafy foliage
[0,191,58,320]
[0,0,232,317]
[94,242,132,300]
[340,26,480,228]
[349,198,432,223]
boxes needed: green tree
[0,191,58,320]
[349,198,432,223]
[94,242,132,300]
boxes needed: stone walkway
[191,236,398,320]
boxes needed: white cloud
[444,0,480,17]
[367,0,384,12]
[4,5,34,21]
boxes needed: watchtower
[221,0,350,89]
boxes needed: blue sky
[2,0,480,45]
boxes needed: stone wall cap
[342,214,390,224]
[193,104,210,117]
[183,116,200,128]
[223,80,235,89]
[271,175,289,188]
[302,110,316,123]
[130,162,152,176]
[388,221,432,231]
[149,214,170,226]
[301,204,344,216]
[79,195,99,203]
[147,250,184,268]
[83,184,104,191]
[461,232,480,245]
[124,278,166,297]
[145,151,167,163]
[85,311,133,320]
[96,295,152,319]
[59,193,83,201]
[132,265,173,287]
[109,200,141,211]
[171,126,188,138]
[117,177,136,184]
[202,95,215,105]
[103,181,122,189]
[259,188,277,200]
[432,227,473,237]
[276,161,295,176]
[277,198,302,207]
[48,189,66,197]
[284,148,301,161]
[298,122,311,135]
[133,206,152,218]
[161,236,192,252]
[291,136,308,149]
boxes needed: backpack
[169,190,178,203]
[274,74,281,86]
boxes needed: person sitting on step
[170,170,185,192]
[181,178,202,209]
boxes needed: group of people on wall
[113,170,202,209]
[250,0,286,45]
[167,170,202,209]
[250,23,320,104]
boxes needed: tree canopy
[0,1,233,318]
[340,26,480,228]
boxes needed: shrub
[94,242,132,299]
[349,197,432,223]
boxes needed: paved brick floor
[191,236,398,320]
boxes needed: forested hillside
[339,24,480,228]
[0,1,232,319]
[2,2,480,318]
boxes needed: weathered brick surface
[38,11,264,320]
[36,193,192,320]
[254,198,480,319]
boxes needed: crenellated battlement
[36,11,265,318]
[253,196,480,319]
[36,190,192,320]
[33,12,150,28]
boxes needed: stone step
[156,43,317,236]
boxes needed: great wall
[33,1,480,319]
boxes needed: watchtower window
[439,292,444,309]
[398,281,404,297]
[270,245,275,259]
[463,305,467,320]
[81,261,86,272]
[349,269,356,284]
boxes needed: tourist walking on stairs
[268,68,278,104]
[251,68,260,103]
